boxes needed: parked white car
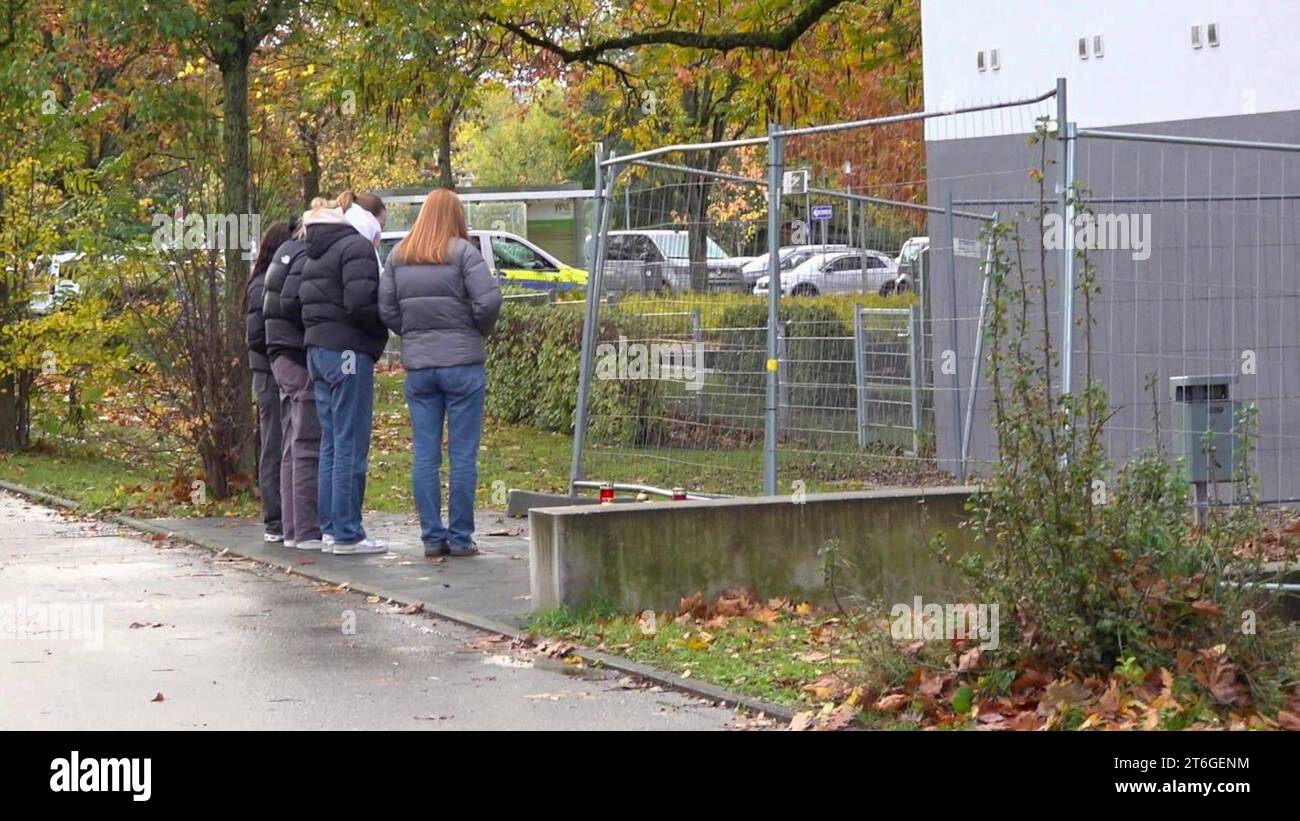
[896,236,929,267]
[753,250,898,297]
[740,244,853,289]
[29,252,83,315]
[880,235,930,295]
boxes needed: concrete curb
[0,478,795,724]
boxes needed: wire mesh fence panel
[856,306,922,451]
[577,296,771,493]
[1064,133,1300,506]
[568,83,1300,510]
[572,89,1062,496]
[771,93,1058,491]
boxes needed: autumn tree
[492,0,920,289]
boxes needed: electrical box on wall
[1170,375,1240,483]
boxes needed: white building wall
[921,0,1300,138]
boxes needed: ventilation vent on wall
[1191,24,1202,48]
[990,48,1000,70]
[1093,35,1103,57]
[1208,22,1219,46]
[977,50,985,71]
[1078,37,1089,59]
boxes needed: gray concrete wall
[529,486,977,612]
[925,109,1300,501]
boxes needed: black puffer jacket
[262,238,308,366]
[245,264,271,372]
[299,222,388,361]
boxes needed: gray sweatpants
[253,370,283,536]
[271,356,321,543]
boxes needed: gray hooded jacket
[378,236,502,369]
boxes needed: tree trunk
[685,152,720,292]
[0,371,30,451]
[438,115,454,189]
[219,48,256,497]
[301,129,321,206]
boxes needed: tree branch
[487,0,851,63]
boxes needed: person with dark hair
[245,221,294,543]
[263,216,321,550]
[299,192,389,555]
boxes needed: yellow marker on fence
[766,358,778,372]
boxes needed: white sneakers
[275,533,384,555]
[331,538,387,555]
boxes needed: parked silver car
[740,244,854,290]
[753,250,898,297]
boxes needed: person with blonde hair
[379,188,501,556]
[299,191,389,555]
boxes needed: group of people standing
[245,189,502,557]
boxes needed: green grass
[0,374,576,517]
[0,441,177,513]
[1,368,944,518]
[526,602,883,708]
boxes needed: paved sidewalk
[149,510,533,625]
[1,493,737,730]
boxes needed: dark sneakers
[424,541,449,558]
[447,542,480,557]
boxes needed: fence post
[1060,121,1077,399]
[853,303,867,449]
[764,124,784,496]
[692,306,704,421]
[961,212,998,473]
[1055,77,1075,399]
[569,146,617,494]
[777,320,789,432]
[945,191,965,483]
[908,303,922,456]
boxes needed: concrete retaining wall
[529,486,978,612]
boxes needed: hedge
[484,292,917,445]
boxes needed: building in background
[920,0,1300,502]
[374,182,596,267]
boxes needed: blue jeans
[405,365,486,547]
[307,346,375,545]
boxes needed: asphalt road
[0,493,738,730]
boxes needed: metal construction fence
[564,77,1300,506]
